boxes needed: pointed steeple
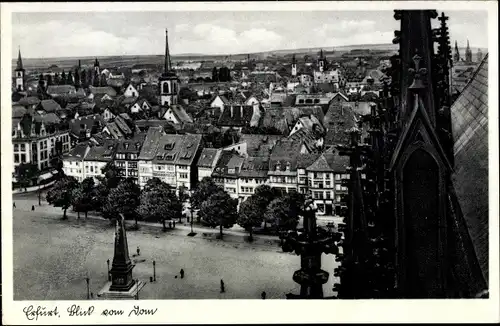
[453,40,460,63]
[16,48,24,71]
[465,39,472,62]
[164,29,172,73]
[94,58,100,67]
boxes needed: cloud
[313,20,377,38]
[174,24,190,33]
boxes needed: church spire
[164,29,171,73]
[453,40,460,63]
[16,48,24,71]
[465,39,472,62]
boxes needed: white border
[2,2,499,324]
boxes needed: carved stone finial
[409,51,427,91]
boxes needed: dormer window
[164,142,175,150]
[286,162,291,171]
[124,143,129,149]
[276,163,281,171]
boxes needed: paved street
[13,194,339,300]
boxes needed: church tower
[159,29,179,106]
[453,40,460,63]
[15,48,25,91]
[94,58,100,75]
[318,49,327,72]
[291,54,297,77]
[465,39,472,63]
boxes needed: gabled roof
[239,156,269,178]
[212,150,245,177]
[18,96,41,107]
[239,134,282,157]
[197,148,222,168]
[38,99,62,113]
[306,150,348,172]
[115,133,146,154]
[63,143,89,161]
[84,140,117,162]
[152,133,201,166]
[46,85,76,95]
[167,105,193,124]
[89,86,117,97]
[69,114,104,138]
[12,105,27,118]
[218,105,254,127]
[104,122,124,139]
[138,126,164,160]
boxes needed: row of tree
[45,163,305,241]
[211,67,232,82]
[38,68,107,92]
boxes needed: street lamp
[38,176,42,206]
[85,275,90,300]
[153,260,156,282]
[106,259,110,281]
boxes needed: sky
[12,10,489,58]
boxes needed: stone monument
[98,214,145,299]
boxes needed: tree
[138,178,181,231]
[61,71,67,85]
[100,162,123,189]
[71,177,95,219]
[212,67,219,82]
[237,196,264,241]
[102,178,141,227]
[177,185,190,222]
[81,70,87,88]
[100,74,107,86]
[67,71,74,85]
[74,69,81,88]
[254,184,279,229]
[191,177,223,221]
[46,75,53,86]
[54,73,60,85]
[14,163,39,191]
[199,190,238,240]
[265,195,300,235]
[46,176,79,220]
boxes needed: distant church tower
[94,58,100,75]
[291,54,297,77]
[477,48,483,62]
[318,49,327,72]
[453,41,460,63]
[159,29,179,106]
[465,39,472,63]
[15,48,25,91]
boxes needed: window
[21,154,26,163]
[335,184,341,191]
[336,195,342,202]
[14,144,19,152]
[14,154,19,163]
[313,191,319,199]
[90,166,94,173]
[325,180,331,186]
[335,174,341,180]
[162,82,169,94]
[326,192,331,199]
[179,173,188,179]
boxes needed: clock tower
[159,29,179,106]
[15,48,25,91]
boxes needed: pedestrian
[173,220,176,228]
[136,246,140,256]
[31,205,35,211]
[180,269,184,279]
[13,202,16,209]
[261,291,266,299]
[220,279,225,293]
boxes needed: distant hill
[13,43,488,71]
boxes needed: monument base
[97,281,146,300]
